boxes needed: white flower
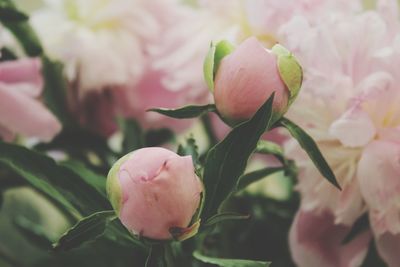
[30,0,159,95]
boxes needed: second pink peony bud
[213,37,302,125]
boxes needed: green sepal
[204,40,235,92]
[193,251,271,267]
[271,44,303,106]
[106,153,132,215]
[169,219,201,241]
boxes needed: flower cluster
[1,0,400,266]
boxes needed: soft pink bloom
[289,210,371,267]
[0,58,61,142]
[113,68,207,132]
[357,140,400,237]
[213,37,289,124]
[107,147,203,240]
[281,3,400,266]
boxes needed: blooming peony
[279,2,400,266]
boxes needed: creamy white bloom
[30,0,159,95]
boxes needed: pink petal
[0,84,61,142]
[118,148,202,239]
[357,140,400,236]
[290,210,371,267]
[375,232,400,267]
[329,107,376,148]
[0,58,43,97]
[214,37,288,121]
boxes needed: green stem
[201,114,218,147]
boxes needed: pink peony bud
[107,147,203,240]
[212,37,302,125]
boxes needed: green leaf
[35,128,112,169]
[53,210,116,251]
[193,251,271,267]
[342,213,369,244]
[60,160,107,197]
[201,94,274,220]
[104,220,148,250]
[237,167,284,191]
[0,0,42,56]
[13,216,53,250]
[148,104,216,119]
[177,137,200,167]
[0,47,17,61]
[41,56,73,126]
[0,142,111,219]
[0,6,28,22]
[204,212,250,227]
[146,245,166,267]
[278,117,341,189]
[203,40,235,91]
[117,118,144,154]
[255,140,285,162]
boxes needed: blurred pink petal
[114,69,208,132]
[357,140,400,236]
[375,233,400,267]
[329,107,376,148]
[0,58,43,97]
[290,210,371,267]
[0,84,61,142]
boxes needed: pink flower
[290,210,371,267]
[281,4,400,266]
[0,58,61,142]
[357,140,400,266]
[213,37,301,125]
[107,147,203,240]
[113,68,207,132]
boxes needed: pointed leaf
[237,167,284,191]
[148,104,216,119]
[61,160,107,197]
[201,94,274,220]
[193,251,271,267]
[204,212,250,227]
[53,210,116,251]
[278,117,341,189]
[0,0,42,56]
[255,140,285,162]
[342,213,369,244]
[0,2,28,22]
[0,142,111,218]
